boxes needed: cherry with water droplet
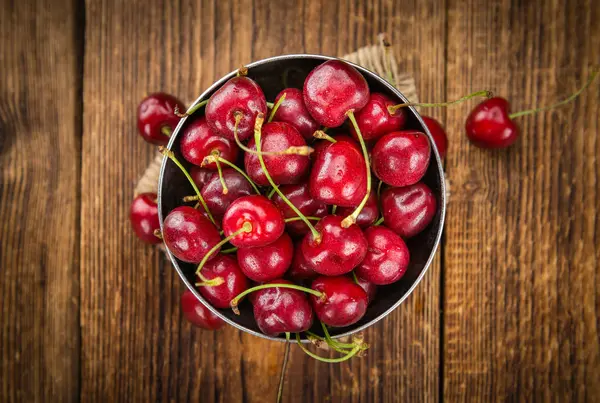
[130,193,161,244]
[273,183,328,236]
[381,183,437,238]
[237,233,294,282]
[310,276,368,327]
[349,92,407,141]
[180,116,239,167]
[137,92,184,145]
[270,88,319,140]
[355,226,410,285]
[197,254,249,309]
[201,168,253,217]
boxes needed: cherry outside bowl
[158,54,446,342]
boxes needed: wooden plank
[444,0,600,401]
[0,0,82,402]
[81,0,444,401]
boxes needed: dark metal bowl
[158,54,446,342]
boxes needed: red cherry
[355,226,410,285]
[162,206,222,263]
[381,183,437,238]
[273,183,328,236]
[303,60,370,127]
[205,76,267,141]
[130,193,161,244]
[312,135,359,162]
[309,139,367,207]
[180,116,239,168]
[289,242,319,281]
[251,279,314,336]
[465,97,519,149]
[244,122,310,185]
[372,131,431,187]
[271,88,319,140]
[421,116,448,159]
[310,276,368,327]
[137,92,184,145]
[197,254,249,308]
[189,166,215,189]
[222,195,285,248]
[355,276,377,305]
[200,168,253,217]
[180,290,224,330]
[349,93,407,141]
[337,189,379,228]
[301,215,367,276]
[237,233,293,282]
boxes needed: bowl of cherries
[155,54,446,359]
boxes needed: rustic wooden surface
[0,0,598,402]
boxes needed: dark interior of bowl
[158,55,445,341]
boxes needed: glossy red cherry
[301,215,367,276]
[237,233,293,282]
[355,226,410,285]
[271,88,319,140]
[163,206,222,263]
[251,279,314,336]
[180,116,239,168]
[310,276,368,327]
[312,135,359,162]
[200,168,253,217]
[337,189,379,228]
[180,290,224,330]
[189,166,215,189]
[309,139,367,206]
[137,92,184,145]
[372,130,431,187]
[222,195,285,248]
[355,276,377,305]
[130,193,161,244]
[205,76,267,141]
[303,60,370,127]
[244,122,310,185]
[289,242,318,281]
[465,97,519,149]
[197,254,249,309]
[381,183,437,238]
[421,116,448,159]
[349,93,407,141]
[273,183,328,236]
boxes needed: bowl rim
[158,53,446,343]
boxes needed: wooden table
[1,0,599,401]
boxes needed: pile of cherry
[130,59,597,361]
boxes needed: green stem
[213,155,229,195]
[195,222,252,277]
[341,111,371,228]
[203,155,261,195]
[230,282,325,314]
[268,93,286,123]
[331,205,337,214]
[509,69,599,118]
[267,186,278,199]
[351,271,359,284]
[295,333,361,363]
[159,146,216,226]
[388,90,493,114]
[161,126,172,137]
[254,113,322,242]
[284,216,321,223]
[266,101,275,108]
[175,99,208,117]
[377,180,383,199]
[374,216,384,226]
[313,130,337,143]
[221,246,238,254]
[321,323,356,350]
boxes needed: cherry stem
[159,146,216,226]
[388,90,493,114]
[313,130,337,143]
[276,333,291,403]
[377,181,383,199]
[331,205,337,214]
[379,33,395,86]
[161,126,172,137]
[233,112,313,157]
[266,101,275,108]
[237,66,248,77]
[321,322,356,350]
[268,93,286,123]
[195,222,252,277]
[202,155,261,195]
[351,271,359,284]
[374,217,384,226]
[221,246,238,254]
[175,99,208,118]
[230,282,325,315]
[153,229,163,239]
[212,153,228,195]
[254,113,322,242]
[295,333,362,363]
[509,69,599,119]
[341,110,372,228]
[267,186,278,199]
[284,216,321,223]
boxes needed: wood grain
[0,0,82,402]
[81,0,444,402]
[444,0,600,401]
